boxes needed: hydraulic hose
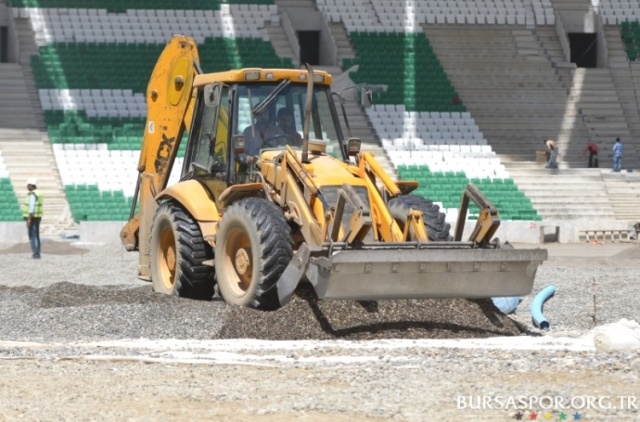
[531,285,556,330]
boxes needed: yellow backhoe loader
[121,35,547,310]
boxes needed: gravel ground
[0,238,639,421]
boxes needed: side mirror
[361,86,372,108]
[232,134,246,154]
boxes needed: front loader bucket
[305,246,547,301]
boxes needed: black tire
[388,194,451,241]
[215,197,293,310]
[150,201,216,300]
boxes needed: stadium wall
[68,219,630,245]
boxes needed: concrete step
[0,125,71,230]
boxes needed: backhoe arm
[120,35,200,279]
[353,152,427,242]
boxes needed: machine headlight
[244,70,260,80]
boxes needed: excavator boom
[120,35,199,279]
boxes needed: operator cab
[181,69,371,186]
[231,82,344,161]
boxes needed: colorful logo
[512,411,582,420]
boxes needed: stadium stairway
[536,4,637,164]
[0,129,70,234]
[604,25,640,155]
[505,161,640,222]
[348,103,395,176]
[0,63,39,130]
[602,171,640,221]
[329,21,357,66]
[504,162,616,220]
[331,93,396,177]
[558,68,636,162]
[423,24,590,166]
[0,16,71,234]
[422,23,640,222]
[0,0,39,130]
[266,1,301,67]
[536,19,640,166]
[537,24,639,167]
[265,25,297,66]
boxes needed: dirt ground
[1,346,638,422]
[0,240,639,421]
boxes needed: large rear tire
[215,197,293,310]
[388,194,451,241]
[150,201,216,300]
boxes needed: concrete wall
[558,10,598,33]
[594,12,608,67]
[0,222,29,246]
[76,221,547,245]
[78,221,125,245]
[0,218,634,248]
[76,221,556,244]
[74,221,548,245]
[281,12,300,67]
[452,220,543,244]
[556,13,572,62]
[446,218,631,244]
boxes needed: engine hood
[259,149,367,188]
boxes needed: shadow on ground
[0,240,89,256]
[219,283,529,340]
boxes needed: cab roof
[194,68,333,87]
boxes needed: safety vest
[22,190,43,218]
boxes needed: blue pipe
[491,296,521,314]
[531,285,556,330]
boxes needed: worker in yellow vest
[22,178,43,259]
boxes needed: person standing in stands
[612,137,623,172]
[544,139,558,169]
[22,178,43,259]
[583,140,599,168]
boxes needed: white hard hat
[27,177,38,186]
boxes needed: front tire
[388,194,451,241]
[215,197,293,310]
[150,201,215,300]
